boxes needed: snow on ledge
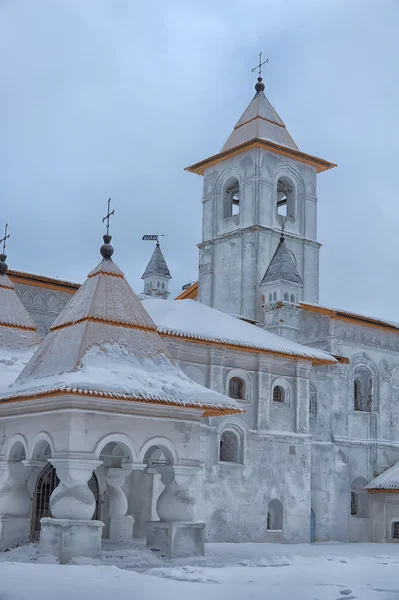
[142,299,336,364]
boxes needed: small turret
[260,225,303,340]
[141,238,171,299]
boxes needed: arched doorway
[30,464,100,541]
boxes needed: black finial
[100,199,115,259]
[255,77,265,92]
[280,220,286,242]
[0,224,10,276]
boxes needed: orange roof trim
[301,303,399,335]
[8,270,80,294]
[0,388,242,418]
[175,281,198,300]
[185,139,336,176]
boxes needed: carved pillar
[105,465,134,542]
[156,467,196,522]
[256,356,271,430]
[295,362,311,434]
[0,460,31,549]
[146,466,204,558]
[208,348,225,393]
[40,457,103,563]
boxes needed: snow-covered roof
[142,298,337,365]
[221,86,298,153]
[1,245,240,416]
[141,243,171,280]
[0,264,41,391]
[0,348,37,392]
[260,236,303,286]
[301,302,399,333]
[364,462,399,491]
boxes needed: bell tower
[186,73,336,322]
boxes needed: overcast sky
[2,0,399,320]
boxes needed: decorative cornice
[185,138,336,176]
[0,388,242,418]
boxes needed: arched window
[392,522,399,540]
[228,377,244,400]
[353,367,373,412]
[157,281,160,288]
[162,282,165,290]
[351,478,368,518]
[267,499,283,530]
[277,176,295,218]
[309,385,317,418]
[273,291,277,301]
[223,178,240,218]
[284,292,289,301]
[219,431,240,463]
[268,292,272,302]
[290,293,295,303]
[273,385,284,403]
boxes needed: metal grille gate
[30,464,100,541]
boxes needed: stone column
[40,458,103,563]
[146,466,205,558]
[0,460,31,550]
[105,465,134,542]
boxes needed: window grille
[229,377,244,400]
[392,521,399,539]
[273,386,284,403]
[350,491,359,516]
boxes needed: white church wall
[198,425,311,543]
[14,283,72,338]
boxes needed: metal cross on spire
[0,223,10,254]
[102,198,114,235]
[251,52,269,78]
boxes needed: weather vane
[0,223,10,254]
[102,198,114,235]
[251,52,269,78]
[142,234,165,247]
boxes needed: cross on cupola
[251,52,269,93]
[102,198,114,236]
[0,223,10,276]
[251,52,269,78]
[100,199,115,260]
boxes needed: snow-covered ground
[1,541,399,600]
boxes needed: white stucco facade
[2,77,399,557]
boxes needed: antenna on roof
[100,199,114,260]
[142,234,165,247]
[0,223,10,276]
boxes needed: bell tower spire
[141,235,172,299]
[186,62,336,322]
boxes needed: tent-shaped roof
[260,235,303,286]
[364,462,399,492]
[221,79,298,153]
[142,243,171,280]
[1,235,239,416]
[185,78,336,176]
[0,249,41,391]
